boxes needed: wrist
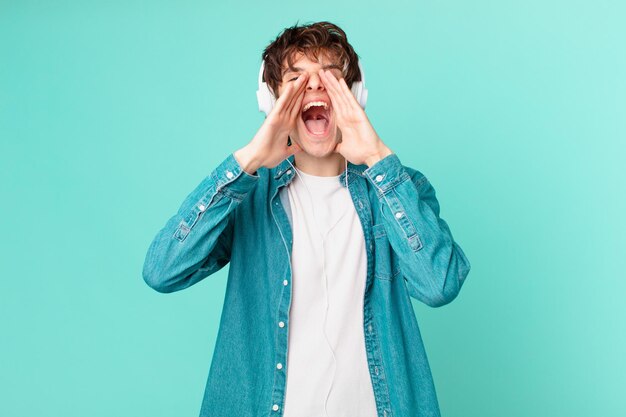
[234,145,262,174]
[364,143,393,167]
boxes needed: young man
[143,21,471,417]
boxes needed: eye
[288,76,299,82]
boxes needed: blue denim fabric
[142,152,471,417]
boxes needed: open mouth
[301,101,332,137]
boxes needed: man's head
[261,21,361,158]
[261,21,361,99]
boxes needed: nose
[306,71,325,92]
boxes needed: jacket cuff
[212,153,260,197]
[363,153,411,194]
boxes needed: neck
[293,152,346,176]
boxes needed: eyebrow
[282,63,343,77]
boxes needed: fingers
[338,77,358,105]
[288,74,308,117]
[284,73,308,113]
[319,72,350,123]
[320,70,358,114]
[318,70,342,112]
[275,73,308,115]
[289,78,307,122]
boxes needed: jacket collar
[272,155,367,188]
[273,155,297,181]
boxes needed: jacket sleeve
[363,153,471,307]
[142,153,259,293]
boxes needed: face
[276,51,344,158]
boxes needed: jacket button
[283,279,288,286]
[276,363,283,369]
[198,204,206,212]
[278,321,285,328]
[395,211,403,219]
[272,404,279,411]
[375,174,383,182]
[226,171,234,179]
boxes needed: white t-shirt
[282,167,378,417]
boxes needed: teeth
[302,101,329,113]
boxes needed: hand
[319,69,393,167]
[234,73,309,173]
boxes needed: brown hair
[261,21,361,98]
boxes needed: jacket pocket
[372,223,400,281]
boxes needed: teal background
[1,1,624,416]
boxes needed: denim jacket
[142,152,471,417]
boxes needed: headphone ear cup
[257,60,276,117]
[358,87,368,109]
[351,81,368,110]
[354,59,368,109]
[350,81,362,109]
[257,82,275,117]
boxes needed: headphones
[256,59,369,116]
